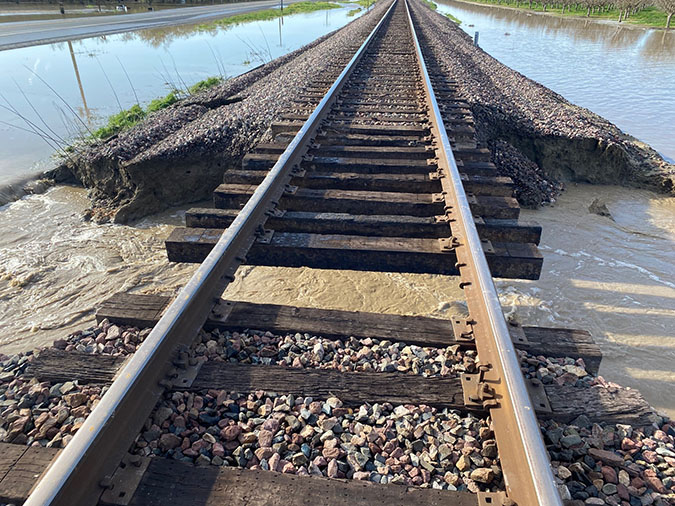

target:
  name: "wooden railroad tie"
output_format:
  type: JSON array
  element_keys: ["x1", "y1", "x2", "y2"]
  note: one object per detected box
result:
[{"x1": 0, "y1": 293, "x2": 653, "y2": 505}]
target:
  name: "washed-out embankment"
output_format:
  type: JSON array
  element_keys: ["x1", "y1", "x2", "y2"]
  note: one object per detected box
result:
[{"x1": 48, "y1": 0, "x2": 675, "y2": 222}]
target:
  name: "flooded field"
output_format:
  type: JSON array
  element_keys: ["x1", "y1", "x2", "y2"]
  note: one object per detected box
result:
[
  {"x1": 435, "y1": 0, "x2": 675, "y2": 162},
  {"x1": 0, "y1": 3, "x2": 365, "y2": 189}
]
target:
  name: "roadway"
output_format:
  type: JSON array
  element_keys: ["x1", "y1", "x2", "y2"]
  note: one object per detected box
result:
[{"x1": 0, "y1": 0, "x2": 299, "y2": 51}]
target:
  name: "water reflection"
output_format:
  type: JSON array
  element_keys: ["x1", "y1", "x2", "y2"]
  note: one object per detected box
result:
[
  {"x1": 124, "y1": 21, "x2": 223, "y2": 48},
  {"x1": 0, "y1": 4, "x2": 363, "y2": 186},
  {"x1": 67, "y1": 40, "x2": 91, "y2": 121},
  {"x1": 641, "y1": 29, "x2": 675, "y2": 60},
  {"x1": 435, "y1": 0, "x2": 675, "y2": 160}
]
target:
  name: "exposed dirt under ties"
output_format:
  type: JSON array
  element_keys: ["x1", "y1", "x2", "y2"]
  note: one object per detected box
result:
[
  {"x1": 49, "y1": 0, "x2": 675, "y2": 222},
  {"x1": 48, "y1": 2, "x2": 391, "y2": 223}
]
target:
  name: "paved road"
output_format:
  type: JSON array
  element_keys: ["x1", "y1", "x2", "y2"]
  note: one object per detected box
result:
[{"x1": 0, "y1": 0, "x2": 299, "y2": 51}]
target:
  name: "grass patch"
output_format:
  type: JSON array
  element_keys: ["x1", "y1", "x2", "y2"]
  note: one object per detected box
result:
[
  {"x1": 188, "y1": 76, "x2": 224, "y2": 94},
  {"x1": 454, "y1": 0, "x2": 671, "y2": 28},
  {"x1": 445, "y1": 12, "x2": 462, "y2": 24},
  {"x1": 92, "y1": 76, "x2": 223, "y2": 140},
  {"x1": 423, "y1": 0, "x2": 438, "y2": 10},
  {"x1": 146, "y1": 91, "x2": 179, "y2": 113},
  {"x1": 339, "y1": 0, "x2": 376, "y2": 8},
  {"x1": 348, "y1": 7, "x2": 362, "y2": 16},
  {"x1": 199, "y1": 1, "x2": 342, "y2": 30},
  {"x1": 92, "y1": 104, "x2": 146, "y2": 139}
]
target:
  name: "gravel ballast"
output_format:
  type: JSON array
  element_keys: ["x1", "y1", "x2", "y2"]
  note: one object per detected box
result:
[{"x1": 1, "y1": 321, "x2": 674, "y2": 503}]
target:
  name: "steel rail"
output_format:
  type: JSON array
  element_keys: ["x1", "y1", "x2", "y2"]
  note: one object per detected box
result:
[
  {"x1": 24, "y1": 3, "x2": 397, "y2": 504},
  {"x1": 404, "y1": 1, "x2": 562, "y2": 504}
]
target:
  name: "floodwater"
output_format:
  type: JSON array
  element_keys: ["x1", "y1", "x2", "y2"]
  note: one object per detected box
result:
[
  {"x1": 0, "y1": 4, "x2": 366, "y2": 190},
  {"x1": 0, "y1": 186, "x2": 198, "y2": 353},
  {"x1": 0, "y1": 3, "x2": 674, "y2": 419},
  {"x1": 223, "y1": 185, "x2": 675, "y2": 418},
  {"x1": 435, "y1": 0, "x2": 675, "y2": 162}
]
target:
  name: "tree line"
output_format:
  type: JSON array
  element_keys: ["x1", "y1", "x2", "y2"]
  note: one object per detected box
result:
[{"x1": 490, "y1": 0, "x2": 674, "y2": 27}]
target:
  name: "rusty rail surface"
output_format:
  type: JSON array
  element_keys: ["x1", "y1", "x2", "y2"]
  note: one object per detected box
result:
[
  {"x1": 404, "y1": 2, "x2": 562, "y2": 504},
  {"x1": 24, "y1": 1, "x2": 561, "y2": 504},
  {"x1": 23, "y1": 3, "x2": 397, "y2": 505}
]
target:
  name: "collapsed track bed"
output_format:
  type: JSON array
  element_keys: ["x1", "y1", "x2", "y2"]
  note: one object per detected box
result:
[{"x1": 1, "y1": 1, "x2": 673, "y2": 505}]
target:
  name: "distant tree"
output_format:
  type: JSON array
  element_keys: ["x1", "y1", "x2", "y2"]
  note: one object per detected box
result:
[{"x1": 656, "y1": 0, "x2": 675, "y2": 27}]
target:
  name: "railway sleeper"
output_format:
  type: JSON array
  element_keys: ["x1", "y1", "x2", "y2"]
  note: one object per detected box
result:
[
  {"x1": 321, "y1": 123, "x2": 430, "y2": 137},
  {"x1": 96, "y1": 294, "x2": 595, "y2": 370},
  {"x1": 27, "y1": 352, "x2": 629, "y2": 424},
  {"x1": 222, "y1": 170, "x2": 514, "y2": 197},
  {"x1": 253, "y1": 143, "x2": 432, "y2": 160},
  {"x1": 315, "y1": 130, "x2": 474, "y2": 146},
  {"x1": 185, "y1": 208, "x2": 541, "y2": 244},
  {"x1": 165, "y1": 227, "x2": 542, "y2": 279},
  {"x1": 243, "y1": 154, "x2": 433, "y2": 173},
  {"x1": 328, "y1": 105, "x2": 427, "y2": 114},
  {"x1": 334, "y1": 97, "x2": 423, "y2": 106},
  {"x1": 307, "y1": 145, "x2": 433, "y2": 159},
  {"x1": 213, "y1": 185, "x2": 521, "y2": 220},
  {"x1": 25, "y1": 337, "x2": 648, "y2": 428}
]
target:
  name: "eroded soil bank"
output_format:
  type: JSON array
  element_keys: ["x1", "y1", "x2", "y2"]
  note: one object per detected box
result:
[
  {"x1": 48, "y1": 0, "x2": 674, "y2": 220},
  {"x1": 408, "y1": 0, "x2": 674, "y2": 206},
  {"x1": 48, "y1": 2, "x2": 391, "y2": 223}
]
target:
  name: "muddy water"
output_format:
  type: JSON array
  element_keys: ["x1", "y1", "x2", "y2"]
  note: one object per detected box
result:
[
  {"x1": 0, "y1": 186, "x2": 197, "y2": 354},
  {"x1": 501, "y1": 186, "x2": 675, "y2": 418},
  {"x1": 223, "y1": 185, "x2": 675, "y2": 417}
]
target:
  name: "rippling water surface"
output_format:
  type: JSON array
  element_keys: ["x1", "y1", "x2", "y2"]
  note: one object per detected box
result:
[
  {"x1": 223, "y1": 185, "x2": 675, "y2": 417},
  {"x1": 435, "y1": 0, "x2": 675, "y2": 161}
]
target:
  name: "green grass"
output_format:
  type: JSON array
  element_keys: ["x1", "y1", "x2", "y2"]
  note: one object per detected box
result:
[
  {"x1": 146, "y1": 91, "x2": 179, "y2": 113},
  {"x1": 347, "y1": 7, "x2": 362, "y2": 16},
  {"x1": 92, "y1": 104, "x2": 146, "y2": 139},
  {"x1": 92, "y1": 76, "x2": 223, "y2": 139},
  {"x1": 454, "y1": 0, "x2": 671, "y2": 28},
  {"x1": 445, "y1": 12, "x2": 462, "y2": 24},
  {"x1": 188, "y1": 76, "x2": 224, "y2": 94},
  {"x1": 198, "y1": 1, "x2": 341, "y2": 30},
  {"x1": 423, "y1": 0, "x2": 438, "y2": 10},
  {"x1": 338, "y1": 0, "x2": 376, "y2": 8}
]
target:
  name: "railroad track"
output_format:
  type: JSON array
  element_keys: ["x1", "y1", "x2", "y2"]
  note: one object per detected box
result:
[{"x1": 0, "y1": 1, "x2": 653, "y2": 505}]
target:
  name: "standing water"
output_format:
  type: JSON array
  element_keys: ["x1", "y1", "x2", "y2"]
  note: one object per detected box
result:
[
  {"x1": 0, "y1": 4, "x2": 367, "y2": 189},
  {"x1": 435, "y1": 0, "x2": 675, "y2": 162}
]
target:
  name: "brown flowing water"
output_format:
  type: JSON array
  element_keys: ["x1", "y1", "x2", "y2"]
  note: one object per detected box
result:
[
  {"x1": 0, "y1": 4, "x2": 673, "y2": 418},
  {"x1": 222, "y1": 185, "x2": 675, "y2": 418},
  {"x1": 3, "y1": 184, "x2": 672, "y2": 418}
]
